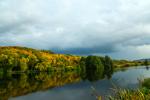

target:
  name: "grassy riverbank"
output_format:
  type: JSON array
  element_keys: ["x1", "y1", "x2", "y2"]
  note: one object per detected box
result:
[
  {"x1": 108, "y1": 78, "x2": 150, "y2": 100},
  {"x1": 113, "y1": 60, "x2": 145, "y2": 68}
]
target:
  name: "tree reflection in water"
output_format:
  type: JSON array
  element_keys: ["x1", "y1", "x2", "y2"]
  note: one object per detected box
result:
[{"x1": 0, "y1": 68, "x2": 113, "y2": 100}]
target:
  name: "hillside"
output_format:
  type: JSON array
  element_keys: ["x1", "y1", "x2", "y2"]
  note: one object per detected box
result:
[
  {"x1": 134, "y1": 58, "x2": 150, "y2": 62},
  {"x1": 0, "y1": 46, "x2": 81, "y2": 72},
  {"x1": 0, "y1": 46, "x2": 146, "y2": 73}
]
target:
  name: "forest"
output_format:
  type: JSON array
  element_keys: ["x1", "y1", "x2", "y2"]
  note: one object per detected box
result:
[
  {"x1": 0, "y1": 46, "x2": 114, "y2": 72},
  {"x1": 0, "y1": 46, "x2": 145, "y2": 76},
  {"x1": 0, "y1": 46, "x2": 81, "y2": 72}
]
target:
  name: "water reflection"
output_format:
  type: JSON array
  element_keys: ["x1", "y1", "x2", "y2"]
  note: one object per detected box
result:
[
  {"x1": 0, "y1": 66, "x2": 113, "y2": 100},
  {"x1": 146, "y1": 66, "x2": 150, "y2": 70},
  {"x1": 5, "y1": 66, "x2": 150, "y2": 100},
  {"x1": 0, "y1": 71, "x2": 81, "y2": 100}
]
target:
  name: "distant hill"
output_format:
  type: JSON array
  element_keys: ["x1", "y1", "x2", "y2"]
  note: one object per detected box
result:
[
  {"x1": 0, "y1": 46, "x2": 54, "y2": 54},
  {"x1": 134, "y1": 58, "x2": 150, "y2": 62}
]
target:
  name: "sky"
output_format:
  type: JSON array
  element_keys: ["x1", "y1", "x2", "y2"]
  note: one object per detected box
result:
[{"x1": 0, "y1": 0, "x2": 150, "y2": 59}]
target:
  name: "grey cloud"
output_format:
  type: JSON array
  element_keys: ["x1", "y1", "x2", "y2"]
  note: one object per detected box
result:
[
  {"x1": 53, "y1": 44, "x2": 117, "y2": 55},
  {"x1": 0, "y1": 0, "x2": 150, "y2": 59}
]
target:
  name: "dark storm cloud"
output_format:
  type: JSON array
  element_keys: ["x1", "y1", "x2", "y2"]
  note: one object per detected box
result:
[{"x1": 53, "y1": 44, "x2": 117, "y2": 55}]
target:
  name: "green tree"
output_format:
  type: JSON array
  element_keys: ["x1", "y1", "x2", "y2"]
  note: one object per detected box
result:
[
  {"x1": 85, "y1": 56, "x2": 104, "y2": 81},
  {"x1": 79, "y1": 57, "x2": 86, "y2": 79},
  {"x1": 103, "y1": 56, "x2": 113, "y2": 78},
  {"x1": 144, "y1": 59, "x2": 149, "y2": 66}
]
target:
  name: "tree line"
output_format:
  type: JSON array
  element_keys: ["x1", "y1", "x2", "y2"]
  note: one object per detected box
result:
[
  {"x1": 80, "y1": 55, "x2": 114, "y2": 81},
  {"x1": 0, "y1": 46, "x2": 114, "y2": 81}
]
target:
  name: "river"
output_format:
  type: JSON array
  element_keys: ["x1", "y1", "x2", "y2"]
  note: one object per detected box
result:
[{"x1": 0, "y1": 66, "x2": 150, "y2": 100}]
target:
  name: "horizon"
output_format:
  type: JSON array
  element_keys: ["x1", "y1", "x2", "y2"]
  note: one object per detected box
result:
[{"x1": 0, "y1": 0, "x2": 150, "y2": 59}]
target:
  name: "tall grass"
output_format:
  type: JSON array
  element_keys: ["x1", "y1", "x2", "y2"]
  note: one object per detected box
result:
[
  {"x1": 108, "y1": 88, "x2": 150, "y2": 100},
  {"x1": 108, "y1": 78, "x2": 150, "y2": 100}
]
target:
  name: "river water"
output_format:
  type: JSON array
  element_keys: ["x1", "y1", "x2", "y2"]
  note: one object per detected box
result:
[{"x1": 1, "y1": 66, "x2": 149, "y2": 100}]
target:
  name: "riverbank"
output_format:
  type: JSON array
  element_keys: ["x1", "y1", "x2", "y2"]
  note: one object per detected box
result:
[{"x1": 108, "y1": 78, "x2": 150, "y2": 100}]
